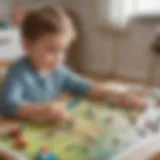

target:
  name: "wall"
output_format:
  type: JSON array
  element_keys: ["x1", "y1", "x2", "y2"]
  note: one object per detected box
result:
[
  {"x1": 1, "y1": 0, "x2": 159, "y2": 84},
  {"x1": 114, "y1": 20, "x2": 154, "y2": 81},
  {"x1": 64, "y1": 0, "x2": 160, "y2": 85},
  {"x1": 60, "y1": 0, "x2": 114, "y2": 75},
  {"x1": 114, "y1": 17, "x2": 160, "y2": 84},
  {"x1": 0, "y1": 0, "x2": 114, "y2": 75}
]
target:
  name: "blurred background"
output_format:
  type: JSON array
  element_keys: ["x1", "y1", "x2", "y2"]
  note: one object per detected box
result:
[{"x1": 0, "y1": 0, "x2": 160, "y2": 85}]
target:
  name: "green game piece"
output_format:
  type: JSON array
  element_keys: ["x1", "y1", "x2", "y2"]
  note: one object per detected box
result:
[
  {"x1": 107, "y1": 97, "x2": 117, "y2": 106},
  {"x1": 123, "y1": 107, "x2": 132, "y2": 113},
  {"x1": 67, "y1": 97, "x2": 82, "y2": 109}
]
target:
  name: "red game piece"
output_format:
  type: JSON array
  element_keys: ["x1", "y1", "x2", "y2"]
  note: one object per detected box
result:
[
  {"x1": 14, "y1": 138, "x2": 28, "y2": 149},
  {"x1": 10, "y1": 129, "x2": 21, "y2": 138}
]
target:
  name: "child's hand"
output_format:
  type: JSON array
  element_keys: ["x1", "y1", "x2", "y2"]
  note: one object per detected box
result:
[
  {"x1": 119, "y1": 93, "x2": 144, "y2": 110},
  {"x1": 42, "y1": 103, "x2": 71, "y2": 122}
]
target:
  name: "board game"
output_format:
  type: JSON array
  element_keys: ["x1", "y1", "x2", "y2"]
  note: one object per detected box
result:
[{"x1": 0, "y1": 92, "x2": 160, "y2": 160}]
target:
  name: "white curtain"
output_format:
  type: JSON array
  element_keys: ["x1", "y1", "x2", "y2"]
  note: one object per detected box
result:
[{"x1": 108, "y1": 0, "x2": 160, "y2": 27}]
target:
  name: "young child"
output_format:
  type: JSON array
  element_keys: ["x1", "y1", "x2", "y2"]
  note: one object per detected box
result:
[{"x1": 0, "y1": 6, "x2": 143, "y2": 122}]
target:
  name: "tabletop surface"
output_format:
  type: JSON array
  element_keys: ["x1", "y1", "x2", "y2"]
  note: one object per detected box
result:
[{"x1": 0, "y1": 82, "x2": 159, "y2": 160}]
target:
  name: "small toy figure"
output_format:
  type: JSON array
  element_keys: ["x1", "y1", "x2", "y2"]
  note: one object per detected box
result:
[
  {"x1": 35, "y1": 146, "x2": 58, "y2": 160},
  {"x1": 35, "y1": 152, "x2": 58, "y2": 160}
]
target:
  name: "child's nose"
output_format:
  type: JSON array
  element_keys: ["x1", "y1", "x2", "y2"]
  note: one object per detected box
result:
[{"x1": 46, "y1": 54, "x2": 55, "y2": 61}]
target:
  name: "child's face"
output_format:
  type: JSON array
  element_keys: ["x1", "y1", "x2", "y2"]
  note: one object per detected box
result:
[{"x1": 23, "y1": 33, "x2": 66, "y2": 72}]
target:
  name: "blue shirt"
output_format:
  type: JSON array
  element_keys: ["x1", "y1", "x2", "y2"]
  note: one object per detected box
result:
[{"x1": 0, "y1": 57, "x2": 91, "y2": 117}]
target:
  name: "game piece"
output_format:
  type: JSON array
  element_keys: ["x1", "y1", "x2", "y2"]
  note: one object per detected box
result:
[
  {"x1": 10, "y1": 128, "x2": 21, "y2": 138},
  {"x1": 47, "y1": 153, "x2": 58, "y2": 160},
  {"x1": 87, "y1": 134, "x2": 98, "y2": 144},
  {"x1": 145, "y1": 120, "x2": 159, "y2": 132},
  {"x1": 128, "y1": 112, "x2": 138, "y2": 124},
  {"x1": 67, "y1": 97, "x2": 82, "y2": 109},
  {"x1": 107, "y1": 97, "x2": 116, "y2": 106},
  {"x1": 35, "y1": 146, "x2": 58, "y2": 160},
  {"x1": 35, "y1": 152, "x2": 50, "y2": 160},
  {"x1": 14, "y1": 138, "x2": 28, "y2": 149},
  {"x1": 123, "y1": 107, "x2": 133, "y2": 114},
  {"x1": 104, "y1": 115, "x2": 114, "y2": 124}
]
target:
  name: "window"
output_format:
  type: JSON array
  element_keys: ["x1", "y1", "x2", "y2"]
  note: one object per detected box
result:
[{"x1": 108, "y1": 0, "x2": 160, "y2": 27}]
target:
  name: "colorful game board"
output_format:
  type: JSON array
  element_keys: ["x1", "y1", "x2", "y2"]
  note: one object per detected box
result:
[{"x1": 0, "y1": 95, "x2": 159, "y2": 160}]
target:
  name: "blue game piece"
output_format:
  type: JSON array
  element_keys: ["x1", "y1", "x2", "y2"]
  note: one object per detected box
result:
[
  {"x1": 35, "y1": 152, "x2": 44, "y2": 160},
  {"x1": 35, "y1": 152, "x2": 58, "y2": 160},
  {"x1": 47, "y1": 153, "x2": 58, "y2": 160},
  {"x1": 67, "y1": 97, "x2": 82, "y2": 109}
]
